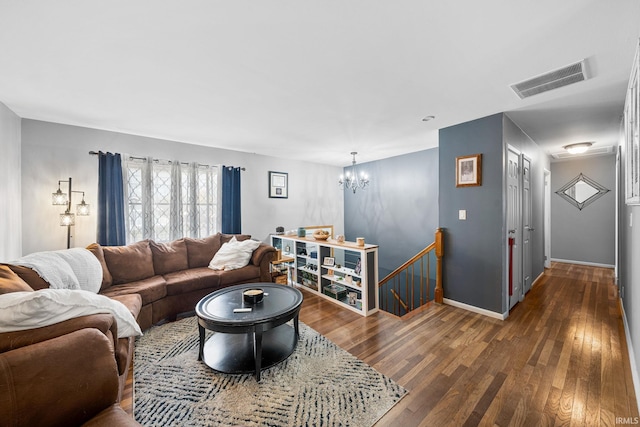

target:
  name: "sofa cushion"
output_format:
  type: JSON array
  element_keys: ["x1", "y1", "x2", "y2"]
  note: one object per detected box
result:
[
  {"x1": 86, "y1": 243, "x2": 114, "y2": 291},
  {"x1": 4, "y1": 265, "x2": 50, "y2": 290},
  {"x1": 218, "y1": 264, "x2": 261, "y2": 285},
  {"x1": 149, "y1": 239, "x2": 189, "y2": 275},
  {"x1": 100, "y1": 275, "x2": 167, "y2": 305},
  {"x1": 103, "y1": 240, "x2": 155, "y2": 285},
  {"x1": 0, "y1": 265, "x2": 34, "y2": 295},
  {"x1": 184, "y1": 233, "x2": 222, "y2": 268},
  {"x1": 163, "y1": 267, "x2": 221, "y2": 296},
  {"x1": 0, "y1": 289, "x2": 142, "y2": 338},
  {"x1": 209, "y1": 237, "x2": 261, "y2": 271}
]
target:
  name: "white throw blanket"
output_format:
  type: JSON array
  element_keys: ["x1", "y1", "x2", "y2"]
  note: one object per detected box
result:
[{"x1": 12, "y1": 248, "x2": 103, "y2": 293}]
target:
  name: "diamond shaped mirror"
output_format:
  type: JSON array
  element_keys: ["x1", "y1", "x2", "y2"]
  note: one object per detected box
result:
[{"x1": 555, "y1": 173, "x2": 609, "y2": 210}]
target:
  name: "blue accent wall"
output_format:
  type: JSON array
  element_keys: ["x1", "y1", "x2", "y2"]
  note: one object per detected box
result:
[
  {"x1": 343, "y1": 148, "x2": 439, "y2": 279},
  {"x1": 439, "y1": 114, "x2": 505, "y2": 313}
]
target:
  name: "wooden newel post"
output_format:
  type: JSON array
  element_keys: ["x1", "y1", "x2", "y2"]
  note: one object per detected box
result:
[{"x1": 434, "y1": 227, "x2": 443, "y2": 304}]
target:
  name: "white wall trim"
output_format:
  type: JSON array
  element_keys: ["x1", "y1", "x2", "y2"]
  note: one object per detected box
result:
[
  {"x1": 443, "y1": 298, "x2": 507, "y2": 320},
  {"x1": 620, "y1": 300, "x2": 640, "y2": 412},
  {"x1": 532, "y1": 271, "x2": 545, "y2": 288},
  {"x1": 550, "y1": 258, "x2": 615, "y2": 269}
]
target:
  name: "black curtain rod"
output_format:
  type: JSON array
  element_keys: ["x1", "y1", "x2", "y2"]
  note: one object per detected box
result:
[{"x1": 88, "y1": 151, "x2": 245, "y2": 170}]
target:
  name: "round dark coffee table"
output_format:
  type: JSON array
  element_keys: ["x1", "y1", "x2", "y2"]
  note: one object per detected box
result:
[{"x1": 195, "y1": 283, "x2": 303, "y2": 381}]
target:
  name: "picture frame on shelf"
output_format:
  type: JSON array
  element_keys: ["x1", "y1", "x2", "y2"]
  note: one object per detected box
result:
[
  {"x1": 268, "y1": 171, "x2": 288, "y2": 198},
  {"x1": 354, "y1": 258, "x2": 361, "y2": 275},
  {"x1": 348, "y1": 292, "x2": 357, "y2": 306},
  {"x1": 456, "y1": 154, "x2": 482, "y2": 187},
  {"x1": 323, "y1": 256, "x2": 335, "y2": 266}
]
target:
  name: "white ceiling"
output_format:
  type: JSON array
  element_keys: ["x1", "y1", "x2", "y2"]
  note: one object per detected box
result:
[{"x1": 1, "y1": 1, "x2": 639, "y2": 166}]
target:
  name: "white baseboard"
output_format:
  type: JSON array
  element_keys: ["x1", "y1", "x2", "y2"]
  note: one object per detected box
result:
[
  {"x1": 620, "y1": 300, "x2": 640, "y2": 412},
  {"x1": 532, "y1": 271, "x2": 545, "y2": 288},
  {"x1": 550, "y1": 258, "x2": 615, "y2": 269},
  {"x1": 443, "y1": 298, "x2": 507, "y2": 320}
]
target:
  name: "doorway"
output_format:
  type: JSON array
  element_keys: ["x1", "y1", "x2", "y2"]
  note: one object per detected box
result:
[{"x1": 507, "y1": 147, "x2": 522, "y2": 309}]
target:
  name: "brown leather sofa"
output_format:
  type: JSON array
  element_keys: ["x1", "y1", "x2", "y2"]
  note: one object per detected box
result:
[
  {"x1": 0, "y1": 233, "x2": 276, "y2": 425},
  {"x1": 0, "y1": 328, "x2": 142, "y2": 426}
]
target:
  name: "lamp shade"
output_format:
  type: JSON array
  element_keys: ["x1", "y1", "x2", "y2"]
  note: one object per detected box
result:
[
  {"x1": 77, "y1": 200, "x2": 90, "y2": 216},
  {"x1": 52, "y1": 189, "x2": 68, "y2": 205},
  {"x1": 60, "y1": 212, "x2": 75, "y2": 226}
]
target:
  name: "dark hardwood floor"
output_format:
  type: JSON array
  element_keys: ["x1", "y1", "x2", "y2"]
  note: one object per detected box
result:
[{"x1": 122, "y1": 262, "x2": 638, "y2": 426}]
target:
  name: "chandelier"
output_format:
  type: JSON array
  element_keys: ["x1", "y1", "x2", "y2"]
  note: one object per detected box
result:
[{"x1": 339, "y1": 152, "x2": 369, "y2": 194}]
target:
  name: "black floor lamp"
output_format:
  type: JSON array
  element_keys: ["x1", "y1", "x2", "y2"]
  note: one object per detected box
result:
[{"x1": 52, "y1": 177, "x2": 90, "y2": 249}]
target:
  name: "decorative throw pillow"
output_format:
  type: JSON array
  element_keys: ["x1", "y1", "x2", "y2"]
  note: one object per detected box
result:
[
  {"x1": 0, "y1": 265, "x2": 34, "y2": 295},
  {"x1": 86, "y1": 243, "x2": 114, "y2": 291},
  {"x1": 0, "y1": 289, "x2": 142, "y2": 338},
  {"x1": 208, "y1": 237, "x2": 261, "y2": 271}
]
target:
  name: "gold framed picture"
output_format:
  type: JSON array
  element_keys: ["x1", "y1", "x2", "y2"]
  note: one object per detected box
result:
[{"x1": 456, "y1": 154, "x2": 482, "y2": 187}]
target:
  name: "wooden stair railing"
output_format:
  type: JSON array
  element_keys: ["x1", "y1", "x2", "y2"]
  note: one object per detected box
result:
[{"x1": 378, "y1": 228, "x2": 443, "y2": 316}]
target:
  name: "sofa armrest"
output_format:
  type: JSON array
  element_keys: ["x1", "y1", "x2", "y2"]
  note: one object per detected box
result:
[
  {"x1": 0, "y1": 329, "x2": 127, "y2": 426},
  {"x1": 250, "y1": 243, "x2": 277, "y2": 266},
  {"x1": 0, "y1": 313, "x2": 118, "y2": 354},
  {"x1": 251, "y1": 243, "x2": 277, "y2": 282}
]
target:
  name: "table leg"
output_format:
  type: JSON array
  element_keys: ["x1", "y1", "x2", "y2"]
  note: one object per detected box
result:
[
  {"x1": 294, "y1": 314, "x2": 300, "y2": 337},
  {"x1": 198, "y1": 324, "x2": 205, "y2": 361},
  {"x1": 254, "y1": 329, "x2": 263, "y2": 382}
]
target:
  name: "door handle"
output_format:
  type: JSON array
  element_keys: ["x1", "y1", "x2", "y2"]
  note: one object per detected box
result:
[
  {"x1": 525, "y1": 226, "x2": 535, "y2": 231},
  {"x1": 508, "y1": 229, "x2": 516, "y2": 234}
]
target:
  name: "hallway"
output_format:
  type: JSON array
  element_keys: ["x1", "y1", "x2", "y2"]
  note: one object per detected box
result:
[{"x1": 303, "y1": 261, "x2": 638, "y2": 426}]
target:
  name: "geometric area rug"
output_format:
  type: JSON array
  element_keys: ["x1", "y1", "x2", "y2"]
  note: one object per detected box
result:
[{"x1": 134, "y1": 316, "x2": 407, "y2": 426}]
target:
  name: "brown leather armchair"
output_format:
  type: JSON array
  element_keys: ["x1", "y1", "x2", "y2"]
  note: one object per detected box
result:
[{"x1": 0, "y1": 328, "x2": 141, "y2": 427}]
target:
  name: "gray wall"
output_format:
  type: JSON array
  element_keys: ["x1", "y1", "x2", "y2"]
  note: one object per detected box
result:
[
  {"x1": 551, "y1": 155, "x2": 615, "y2": 266},
  {"x1": 0, "y1": 102, "x2": 22, "y2": 260},
  {"x1": 18, "y1": 119, "x2": 344, "y2": 256},
  {"x1": 343, "y1": 148, "x2": 439, "y2": 279},
  {"x1": 503, "y1": 114, "x2": 549, "y2": 282},
  {"x1": 439, "y1": 114, "x2": 505, "y2": 314},
  {"x1": 438, "y1": 113, "x2": 549, "y2": 315}
]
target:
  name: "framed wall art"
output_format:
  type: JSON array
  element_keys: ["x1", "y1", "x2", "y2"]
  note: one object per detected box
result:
[
  {"x1": 456, "y1": 154, "x2": 482, "y2": 187},
  {"x1": 269, "y1": 171, "x2": 288, "y2": 199}
]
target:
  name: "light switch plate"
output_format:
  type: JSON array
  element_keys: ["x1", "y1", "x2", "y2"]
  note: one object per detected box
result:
[{"x1": 459, "y1": 210, "x2": 467, "y2": 220}]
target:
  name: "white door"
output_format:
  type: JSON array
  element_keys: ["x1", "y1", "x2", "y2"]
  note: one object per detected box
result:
[
  {"x1": 507, "y1": 148, "x2": 522, "y2": 309},
  {"x1": 544, "y1": 170, "x2": 551, "y2": 269},
  {"x1": 522, "y1": 155, "x2": 533, "y2": 294}
]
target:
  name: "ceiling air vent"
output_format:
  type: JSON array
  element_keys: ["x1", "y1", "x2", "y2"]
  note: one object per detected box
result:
[{"x1": 511, "y1": 60, "x2": 588, "y2": 99}]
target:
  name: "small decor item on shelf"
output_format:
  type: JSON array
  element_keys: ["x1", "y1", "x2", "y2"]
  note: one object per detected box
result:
[
  {"x1": 335, "y1": 264, "x2": 342, "y2": 269},
  {"x1": 312, "y1": 229, "x2": 330, "y2": 240},
  {"x1": 276, "y1": 226, "x2": 285, "y2": 235},
  {"x1": 356, "y1": 237, "x2": 365, "y2": 246},
  {"x1": 354, "y1": 258, "x2": 361, "y2": 275},
  {"x1": 323, "y1": 283, "x2": 347, "y2": 300},
  {"x1": 348, "y1": 292, "x2": 357, "y2": 306},
  {"x1": 323, "y1": 256, "x2": 335, "y2": 266},
  {"x1": 336, "y1": 234, "x2": 345, "y2": 243},
  {"x1": 345, "y1": 275, "x2": 352, "y2": 284},
  {"x1": 297, "y1": 227, "x2": 306, "y2": 237}
]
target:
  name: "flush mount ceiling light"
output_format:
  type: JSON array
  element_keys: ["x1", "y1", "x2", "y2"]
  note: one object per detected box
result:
[{"x1": 563, "y1": 142, "x2": 593, "y2": 155}]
